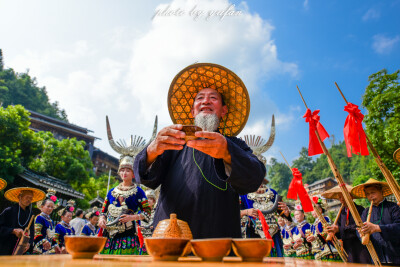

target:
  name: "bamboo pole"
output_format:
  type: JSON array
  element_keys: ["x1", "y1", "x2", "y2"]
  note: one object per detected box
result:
[
  {"x1": 361, "y1": 202, "x2": 374, "y2": 245},
  {"x1": 335, "y1": 82, "x2": 400, "y2": 205},
  {"x1": 326, "y1": 204, "x2": 344, "y2": 242},
  {"x1": 296, "y1": 85, "x2": 381, "y2": 266}
]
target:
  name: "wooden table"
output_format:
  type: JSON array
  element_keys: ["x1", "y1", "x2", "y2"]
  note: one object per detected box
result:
[{"x1": 0, "y1": 254, "x2": 376, "y2": 267}]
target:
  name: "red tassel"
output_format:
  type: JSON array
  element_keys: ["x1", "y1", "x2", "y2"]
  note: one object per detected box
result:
[
  {"x1": 343, "y1": 103, "x2": 369, "y2": 157},
  {"x1": 303, "y1": 109, "x2": 329, "y2": 156},
  {"x1": 287, "y1": 168, "x2": 314, "y2": 212},
  {"x1": 257, "y1": 210, "x2": 274, "y2": 247},
  {"x1": 97, "y1": 228, "x2": 103, "y2": 237},
  {"x1": 137, "y1": 224, "x2": 144, "y2": 248}
]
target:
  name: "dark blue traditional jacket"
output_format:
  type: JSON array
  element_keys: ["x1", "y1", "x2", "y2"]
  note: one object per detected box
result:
[
  {"x1": 134, "y1": 137, "x2": 266, "y2": 239},
  {"x1": 0, "y1": 204, "x2": 34, "y2": 255},
  {"x1": 361, "y1": 199, "x2": 400, "y2": 264}
]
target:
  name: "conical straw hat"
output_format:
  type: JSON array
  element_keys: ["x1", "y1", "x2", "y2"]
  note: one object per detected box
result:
[
  {"x1": 321, "y1": 184, "x2": 359, "y2": 199},
  {"x1": 394, "y1": 147, "x2": 400, "y2": 164},
  {"x1": 351, "y1": 178, "x2": 392, "y2": 198},
  {"x1": 4, "y1": 187, "x2": 46, "y2": 203},
  {"x1": 168, "y1": 63, "x2": 250, "y2": 137},
  {"x1": 0, "y1": 178, "x2": 7, "y2": 191}
]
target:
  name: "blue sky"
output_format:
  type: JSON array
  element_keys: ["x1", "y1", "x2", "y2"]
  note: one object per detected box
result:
[{"x1": 0, "y1": 0, "x2": 399, "y2": 167}]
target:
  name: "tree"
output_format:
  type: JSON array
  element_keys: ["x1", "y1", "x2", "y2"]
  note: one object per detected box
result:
[
  {"x1": 28, "y1": 131, "x2": 94, "y2": 184},
  {"x1": 362, "y1": 69, "x2": 400, "y2": 183},
  {"x1": 0, "y1": 50, "x2": 67, "y2": 121},
  {"x1": 0, "y1": 105, "x2": 43, "y2": 183},
  {"x1": 268, "y1": 157, "x2": 293, "y2": 199}
]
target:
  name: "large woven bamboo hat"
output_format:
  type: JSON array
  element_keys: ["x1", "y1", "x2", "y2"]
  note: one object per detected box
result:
[
  {"x1": 168, "y1": 63, "x2": 250, "y2": 137},
  {"x1": 4, "y1": 187, "x2": 46, "y2": 203},
  {"x1": 351, "y1": 178, "x2": 392, "y2": 198},
  {"x1": 394, "y1": 147, "x2": 400, "y2": 164},
  {"x1": 321, "y1": 184, "x2": 359, "y2": 199},
  {"x1": 0, "y1": 178, "x2": 7, "y2": 191}
]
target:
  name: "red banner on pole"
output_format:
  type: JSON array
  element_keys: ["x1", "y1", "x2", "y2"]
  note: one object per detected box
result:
[
  {"x1": 287, "y1": 168, "x2": 314, "y2": 212},
  {"x1": 303, "y1": 109, "x2": 329, "y2": 156},
  {"x1": 343, "y1": 102, "x2": 369, "y2": 157}
]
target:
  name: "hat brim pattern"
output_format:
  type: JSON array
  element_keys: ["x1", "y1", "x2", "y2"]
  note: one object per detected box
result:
[
  {"x1": 351, "y1": 179, "x2": 393, "y2": 199},
  {"x1": 394, "y1": 148, "x2": 400, "y2": 164},
  {"x1": 321, "y1": 184, "x2": 357, "y2": 199},
  {"x1": 168, "y1": 63, "x2": 250, "y2": 137},
  {"x1": 5, "y1": 187, "x2": 46, "y2": 203},
  {"x1": 0, "y1": 178, "x2": 7, "y2": 191}
]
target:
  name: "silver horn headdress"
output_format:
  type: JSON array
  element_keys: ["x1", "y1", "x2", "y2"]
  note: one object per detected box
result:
[
  {"x1": 106, "y1": 115, "x2": 158, "y2": 171},
  {"x1": 242, "y1": 115, "x2": 275, "y2": 165}
]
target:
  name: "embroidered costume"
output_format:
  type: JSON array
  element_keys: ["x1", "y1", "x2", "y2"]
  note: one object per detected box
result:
[
  {"x1": 101, "y1": 183, "x2": 151, "y2": 255},
  {"x1": 81, "y1": 222, "x2": 98, "y2": 236},
  {"x1": 310, "y1": 216, "x2": 340, "y2": 261},
  {"x1": 55, "y1": 221, "x2": 75, "y2": 248},
  {"x1": 292, "y1": 220, "x2": 312, "y2": 259},
  {"x1": 33, "y1": 213, "x2": 57, "y2": 254}
]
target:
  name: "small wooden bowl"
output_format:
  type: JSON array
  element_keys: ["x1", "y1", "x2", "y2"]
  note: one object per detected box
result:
[
  {"x1": 64, "y1": 236, "x2": 107, "y2": 259},
  {"x1": 181, "y1": 125, "x2": 202, "y2": 142},
  {"x1": 232, "y1": 238, "x2": 272, "y2": 262},
  {"x1": 191, "y1": 238, "x2": 232, "y2": 261},
  {"x1": 145, "y1": 237, "x2": 190, "y2": 261}
]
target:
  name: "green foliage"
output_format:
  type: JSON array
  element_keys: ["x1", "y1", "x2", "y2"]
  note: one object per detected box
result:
[
  {"x1": 268, "y1": 158, "x2": 292, "y2": 199},
  {"x1": 72, "y1": 174, "x2": 119, "y2": 209},
  {"x1": 29, "y1": 131, "x2": 94, "y2": 184},
  {"x1": 0, "y1": 50, "x2": 67, "y2": 121},
  {"x1": 0, "y1": 105, "x2": 43, "y2": 182},
  {"x1": 362, "y1": 69, "x2": 400, "y2": 183}
]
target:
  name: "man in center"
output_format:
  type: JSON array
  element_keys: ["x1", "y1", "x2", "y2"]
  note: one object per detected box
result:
[{"x1": 134, "y1": 63, "x2": 267, "y2": 239}]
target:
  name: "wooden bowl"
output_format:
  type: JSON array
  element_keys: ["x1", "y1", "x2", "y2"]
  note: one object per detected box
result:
[
  {"x1": 191, "y1": 238, "x2": 232, "y2": 261},
  {"x1": 145, "y1": 237, "x2": 190, "y2": 261},
  {"x1": 64, "y1": 236, "x2": 107, "y2": 259},
  {"x1": 232, "y1": 238, "x2": 272, "y2": 262}
]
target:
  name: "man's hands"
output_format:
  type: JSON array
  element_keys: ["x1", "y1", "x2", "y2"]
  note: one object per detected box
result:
[
  {"x1": 147, "y1": 125, "x2": 186, "y2": 166},
  {"x1": 147, "y1": 125, "x2": 231, "y2": 166},
  {"x1": 119, "y1": 214, "x2": 141, "y2": 223},
  {"x1": 326, "y1": 224, "x2": 339, "y2": 234},
  {"x1": 12, "y1": 228, "x2": 24, "y2": 238},
  {"x1": 241, "y1": 208, "x2": 258, "y2": 218},
  {"x1": 187, "y1": 131, "x2": 231, "y2": 164},
  {"x1": 359, "y1": 222, "x2": 381, "y2": 235},
  {"x1": 278, "y1": 202, "x2": 290, "y2": 217}
]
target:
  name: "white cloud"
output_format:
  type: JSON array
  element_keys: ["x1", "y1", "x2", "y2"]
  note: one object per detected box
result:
[
  {"x1": 372, "y1": 34, "x2": 400, "y2": 54},
  {"x1": 362, "y1": 8, "x2": 380, "y2": 22},
  {"x1": 5, "y1": 0, "x2": 298, "y2": 157}
]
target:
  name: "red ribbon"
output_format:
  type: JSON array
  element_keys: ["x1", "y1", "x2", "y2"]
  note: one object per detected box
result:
[
  {"x1": 303, "y1": 109, "x2": 329, "y2": 156},
  {"x1": 137, "y1": 224, "x2": 144, "y2": 249},
  {"x1": 287, "y1": 168, "x2": 314, "y2": 212},
  {"x1": 343, "y1": 102, "x2": 369, "y2": 157},
  {"x1": 97, "y1": 228, "x2": 104, "y2": 237},
  {"x1": 257, "y1": 210, "x2": 274, "y2": 247}
]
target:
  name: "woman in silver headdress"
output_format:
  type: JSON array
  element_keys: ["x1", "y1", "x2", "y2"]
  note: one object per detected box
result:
[{"x1": 97, "y1": 116, "x2": 156, "y2": 255}]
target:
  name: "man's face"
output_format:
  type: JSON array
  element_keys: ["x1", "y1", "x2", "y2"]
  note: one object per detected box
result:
[
  {"x1": 19, "y1": 191, "x2": 33, "y2": 208},
  {"x1": 191, "y1": 88, "x2": 228, "y2": 119},
  {"x1": 364, "y1": 186, "x2": 384, "y2": 204}
]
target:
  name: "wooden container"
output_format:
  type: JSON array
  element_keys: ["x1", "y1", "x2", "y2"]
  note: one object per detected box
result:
[
  {"x1": 232, "y1": 238, "x2": 272, "y2": 262},
  {"x1": 152, "y1": 213, "x2": 193, "y2": 256},
  {"x1": 191, "y1": 238, "x2": 232, "y2": 261},
  {"x1": 64, "y1": 236, "x2": 107, "y2": 259}
]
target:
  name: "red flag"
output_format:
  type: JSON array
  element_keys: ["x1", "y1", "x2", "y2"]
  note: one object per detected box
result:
[
  {"x1": 343, "y1": 102, "x2": 369, "y2": 157},
  {"x1": 137, "y1": 224, "x2": 144, "y2": 248},
  {"x1": 257, "y1": 210, "x2": 274, "y2": 247},
  {"x1": 287, "y1": 168, "x2": 314, "y2": 212},
  {"x1": 303, "y1": 109, "x2": 329, "y2": 156}
]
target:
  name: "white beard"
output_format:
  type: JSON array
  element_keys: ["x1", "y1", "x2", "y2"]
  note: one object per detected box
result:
[{"x1": 194, "y1": 113, "x2": 220, "y2": 132}]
